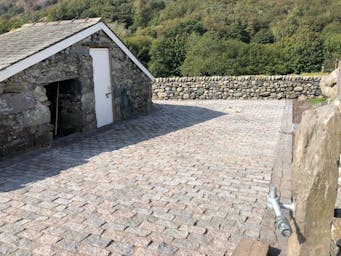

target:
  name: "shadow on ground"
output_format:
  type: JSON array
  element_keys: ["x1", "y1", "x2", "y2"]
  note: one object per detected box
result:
[{"x1": 0, "y1": 103, "x2": 225, "y2": 192}]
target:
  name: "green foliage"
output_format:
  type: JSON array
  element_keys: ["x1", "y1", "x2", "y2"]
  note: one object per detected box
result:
[
  {"x1": 322, "y1": 22, "x2": 341, "y2": 37},
  {"x1": 0, "y1": 17, "x2": 22, "y2": 34},
  {"x1": 0, "y1": 0, "x2": 340, "y2": 77},
  {"x1": 181, "y1": 32, "x2": 290, "y2": 76},
  {"x1": 126, "y1": 35, "x2": 153, "y2": 65},
  {"x1": 107, "y1": 21, "x2": 129, "y2": 38},
  {"x1": 149, "y1": 35, "x2": 187, "y2": 77},
  {"x1": 47, "y1": 0, "x2": 134, "y2": 25},
  {"x1": 132, "y1": 0, "x2": 165, "y2": 28},
  {"x1": 181, "y1": 32, "x2": 242, "y2": 76},
  {"x1": 309, "y1": 97, "x2": 327, "y2": 106},
  {"x1": 157, "y1": 0, "x2": 201, "y2": 22},
  {"x1": 323, "y1": 34, "x2": 341, "y2": 71},
  {"x1": 223, "y1": 23, "x2": 250, "y2": 43},
  {"x1": 238, "y1": 43, "x2": 289, "y2": 75},
  {"x1": 252, "y1": 29, "x2": 275, "y2": 44},
  {"x1": 281, "y1": 32, "x2": 325, "y2": 74},
  {"x1": 0, "y1": 18, "x2": 11, "y2": 34},
  {"x1": 154, "y1": 18, "x2": 206, "y2": 38}
]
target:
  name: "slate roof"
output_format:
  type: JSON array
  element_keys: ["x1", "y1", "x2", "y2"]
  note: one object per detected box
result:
[{"x1": 0, "y1": 18, "x2": 102, "y2": 71}]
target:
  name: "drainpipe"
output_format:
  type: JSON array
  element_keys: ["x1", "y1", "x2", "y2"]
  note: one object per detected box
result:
[{"x1": 267, "y1": 187, "x2": 295, "y2": 237}]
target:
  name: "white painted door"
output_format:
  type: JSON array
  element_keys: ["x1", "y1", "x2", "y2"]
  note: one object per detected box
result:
[{"x1": 90, "y1": 48, "x2": 113, "y2": 128}]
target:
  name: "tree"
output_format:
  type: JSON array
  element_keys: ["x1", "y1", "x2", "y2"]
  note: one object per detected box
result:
[
  {"x1": 133, "y1": 0, "x2": 165, "y2": 28},
  {"x1": 101, "y1": 0, "x2": 134, "y2": 25},
  {"x1": 223, "y1": 23, "x2": 250, "y2": 43},
  {"x1": 0, "y1": 0, "x2": 339, "y2": 76},
  {"x1": 149, "y1": 35, "x2": 187, "y2": 77},
  {"x1": 153, "y1": 18, "x2": 206, "y2": 38},
  {"x1": 324, "y1": 34, "x2": 341, "y2": 71},
  {"x1": 282, "y1": 32, "x2": 325, "y2": 74},
  {"x1": 126, "y1": 35, "x2": 153, "y2": 65},
  {"x1": 252, "y1": 29, "x2": 275, "y2": 44},
  {"x1": 181, "y1": 32, "x2": 246, "y2": 76}
]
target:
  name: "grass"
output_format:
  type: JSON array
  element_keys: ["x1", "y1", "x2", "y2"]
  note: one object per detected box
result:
[
  {"x1": 300, "y1": 72, "x2": 329, "y2": 77},
  {"x1": 309, "y1": 97, "x2": 328, "y2": 106}
]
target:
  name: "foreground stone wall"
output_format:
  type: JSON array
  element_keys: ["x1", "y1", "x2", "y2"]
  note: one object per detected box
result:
[
  {"x1": 153, "y1": 76, "x2": 322, "y2": 100},
  {"x1": 288, "y1": 100, "x2": 341, "y2": 256}
]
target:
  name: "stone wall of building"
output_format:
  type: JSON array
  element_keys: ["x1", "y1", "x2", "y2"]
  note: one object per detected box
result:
[
  {"x1": 0, "y1": 43, "x2": 81, "y2": 158},
  {"x1": 0, "y1": 31, "x2": 152, "y2": 159},
  {"x1": 152, "y1": 76, "x2": 322, "y2": 100},
  {"x1": 81, "y1": 31, "x2": 152, "y2": 122}
]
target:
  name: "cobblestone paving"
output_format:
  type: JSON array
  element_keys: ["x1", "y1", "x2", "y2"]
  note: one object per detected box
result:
[{"x1": 0, "y1": 100, "x2": 288, "y2": 256}]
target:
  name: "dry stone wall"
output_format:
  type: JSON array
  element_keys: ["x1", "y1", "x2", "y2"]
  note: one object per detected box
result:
[{"x1": 153, "y1": 76, "x2": 322, "y2": 100}]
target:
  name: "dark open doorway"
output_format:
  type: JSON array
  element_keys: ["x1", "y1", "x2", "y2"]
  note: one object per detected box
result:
[{"x1": 45, "y1": 79, "x2": 82, "y2": 138}]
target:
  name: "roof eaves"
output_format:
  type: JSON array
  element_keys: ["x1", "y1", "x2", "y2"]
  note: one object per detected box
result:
[
  {"x1": 0, "y1": 19, "x2": 154, "y2": 82},
  {"x1": 0, "y1": 19, "x2": 103, "y2": 73}
]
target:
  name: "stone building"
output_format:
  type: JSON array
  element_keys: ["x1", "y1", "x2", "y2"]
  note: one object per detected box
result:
[{"x1": 0, "y1": 18, "x2": 154, "y2": 159}]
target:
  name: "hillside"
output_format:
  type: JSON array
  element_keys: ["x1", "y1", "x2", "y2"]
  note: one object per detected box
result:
[{"x1": 0, "y1": 0, "x2": 340, "y2": 77}]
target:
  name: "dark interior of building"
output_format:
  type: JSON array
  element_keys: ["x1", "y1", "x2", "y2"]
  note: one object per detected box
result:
[{"x1": 44, "y1": 79, "x2": 82, "y2": 137}]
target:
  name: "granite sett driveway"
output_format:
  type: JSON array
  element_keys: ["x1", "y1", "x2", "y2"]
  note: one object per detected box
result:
[{"x1": 0, "y1": 100, "x2": 289, "y2": 255}]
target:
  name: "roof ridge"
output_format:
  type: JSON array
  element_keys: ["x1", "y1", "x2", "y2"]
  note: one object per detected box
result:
[
  {"x1": 0, "y1": 17, "x2": 154, "y2": 82},
  {"x1": 21, "y1": 17, "x2": 102, "y2": 28}
]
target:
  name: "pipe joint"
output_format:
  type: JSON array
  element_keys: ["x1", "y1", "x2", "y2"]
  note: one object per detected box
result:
[{"x1": 267, "y1": 187, "x2": 295, "y2": 238}]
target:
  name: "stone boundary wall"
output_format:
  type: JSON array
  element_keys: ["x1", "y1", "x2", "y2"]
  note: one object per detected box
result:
[{"x1": 152, "y1": 76, "x2": 322, "y2": 100}]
